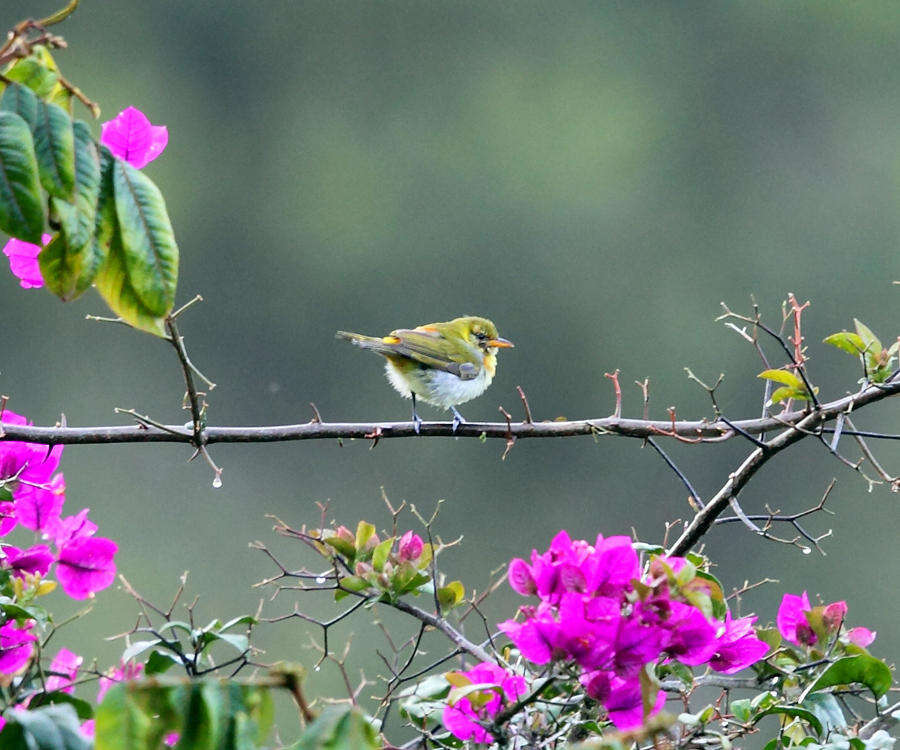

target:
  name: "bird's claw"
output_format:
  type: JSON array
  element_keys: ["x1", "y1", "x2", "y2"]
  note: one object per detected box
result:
[
  {"x1": 450, "y1": 407, "x2": 466, "y2": 434},
  {"x1": 413, "y1": 415, "x2": 422, "y2": 435}
]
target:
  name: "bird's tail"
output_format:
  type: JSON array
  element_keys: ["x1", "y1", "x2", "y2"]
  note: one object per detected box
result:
[{"x1": 336, "y1": 330, "x2": 394, "y2": 355}]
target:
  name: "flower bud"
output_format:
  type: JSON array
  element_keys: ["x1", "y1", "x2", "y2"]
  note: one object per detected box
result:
[
  {"x1": 822, "y1": 601, "x2": 848, "y2": 631},
  {"x1": 398, "y1": 530, "x2": 424, "y2": 562}
]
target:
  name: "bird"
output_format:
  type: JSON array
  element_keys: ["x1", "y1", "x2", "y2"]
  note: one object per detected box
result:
[{"x1": 336, "y1": 316, "x2": 513, "y2": 433}]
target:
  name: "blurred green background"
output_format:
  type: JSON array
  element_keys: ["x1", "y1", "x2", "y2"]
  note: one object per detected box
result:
[{"x1": 1, "y1": 0, "x2": 898, "y2": 741}]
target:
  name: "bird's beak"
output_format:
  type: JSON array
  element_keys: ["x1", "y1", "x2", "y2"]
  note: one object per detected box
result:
[{"x1": 487, "y1": 337, "x2": 514, "y2": 348}]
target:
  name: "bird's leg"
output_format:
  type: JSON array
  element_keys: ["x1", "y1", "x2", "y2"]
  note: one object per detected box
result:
[
  {"x1": 449, "y1": 405, "x2": 466, "y2": 433},
  {"x1": 411, "y1": 393, "x2": 422, "y2": 435}
]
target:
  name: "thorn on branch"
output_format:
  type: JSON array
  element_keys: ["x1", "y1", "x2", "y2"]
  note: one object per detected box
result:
[
  {"x1": 498, "y1": 406, "x2": 516, "y2": 460},
  {"x1": 650, "y1": 407, "x2": 702, "y2": 443},
  {"x1": 364, "y1": 426, "x2": 383, "y2": 449},
  {"x1": 634, "y1": 378, "x2": 650, "y2": 421},
  {"x1": 515, "y1": 386, "x2": 533, "y2": 423},
  {"x1": 308, "y1": 402, "x2": 323, "y2": 424},
  {"x1": 605, "y1": 369, "x2": 622, "y2": 419}
]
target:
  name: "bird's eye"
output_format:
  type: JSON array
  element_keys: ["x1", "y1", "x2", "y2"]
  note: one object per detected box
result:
[{"x1": 474, "y1": 331, "x2": 487, "y2": 340}]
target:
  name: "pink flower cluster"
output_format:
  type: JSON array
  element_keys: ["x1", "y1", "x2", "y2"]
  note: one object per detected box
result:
[
  {"x1": 0, "y1": 409, "x2": 118, "y2": 604},
  {"x1": 497, "y1": 531, "x2": 769, "y2": 730},
  {"x1": 777, "y1": 591, "x2": 876, "y2": 649},
  {"x1": 3, "y1": 107, "x2": 167, "y2": 289},
  {"x1": 442, "y1": 662, "x2": 527, "y2": 744}
]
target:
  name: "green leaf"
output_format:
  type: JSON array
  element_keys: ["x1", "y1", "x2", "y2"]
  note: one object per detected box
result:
[
  {"x1": 0, "y1": 110, "x2": 44, "y2": 243},
  {"x1": 0, "y1": 704, "x2": 92, "y2": 750},
  {"x1": 95, "y1": 683, "x2": 171, "y2": 750},
  {"x1": 144, "y1": 650, "x2": 180, "y2": 675},
  {"x1": 3, "y1": 48, "x2": 62, "y2": 101},
  {"x1": 824, "y1": 332, "x2": 866, "y2": 357},
  {"x1": 93, "y1": 150, "x2": 167, "y2": 336},
  {"x1": 27, "y1": 692, "x2": 94, "y2": 721},
  {"x1": 33, "y1": 99, "x2": 74, "y2": 199},
  {"x1": 769, "y1": 385, "x2": 818, "y2": 404},
  {"x1": 854, "y1": 319, "x2": 882, "y2": 356},
  {"x1": 802, "y1": 693, "x2": 846, "y2": 734},
  {"x1": 121, "y1": 639, "x2": 162, "y2": 663},
  {"x1": 437, "y1": 580, "x2": 465, "y2": 610},
  {"x1": 112, "y1": 158, "x2": 179, "y2": 316},
  {"x1": 806, "y1": 654, "x2": 892, "y2": 699},
  {"x1": 96, "y1": 681, "x2": 274, "y2": 750},
  {"x1": 730, "y1": 698, "x2": 752, "y2": 723},
  {"x1": 371, "y1": 537, "x2": 394, "y2": 572},
  {"x1": 40, "y1": 209, "x2": 103, "y2": 301},
  {"x1": 755, "y1": 705, "x2": 823, "y2": 736},
  {"x1": 354, "y1": 521, "x2": 376, "y2": 552},
  {"x1": 758, "y1": 369, "x2": 805, "y2": 389},
  {"x1": 289, "y1": 705, "x2": 379, "y2": 750},
  {"x1": 0, "y1": 82, "x2": 39, "y2": 130}
]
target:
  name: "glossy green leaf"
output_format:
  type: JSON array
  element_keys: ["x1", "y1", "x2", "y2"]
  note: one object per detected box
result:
[
  {"x1": 824, "y1": 331, "x2": 865, "y2": 357},
  {"x1": 93, "y1": 150, "x2": 167, "y2": 336},
  {"x1": 112, "y1": 158, "x2": 179, "y2": 316},
  {"x1": 758, "y1": 369, "x2": 805, "y2": 389},
  {"x1": 0, "y1": 82, "x2": 39, "y2": 130},
  {"x1": 33, "y1": 99, "x2": 75, "y2": 199},
  {"x1": 0, "y1": 704, "x2": 92, "y2": 750},
  {"x1": 0, "y1": 110, "x2": 45, "y2": 243},
  {"x1": 289, "y1": 705, "x2": 380, "y2": 750},
  {"x1": 39, "y1": 123, "x2": 103, "y2": 299},
  {"x1": 144, "y1": 649, "x2": 180, "y2": 675},
  {"x1": 807, "y1": 654, "x2": 892, "y2": 699},
  {"x1": 40, "y1": 209, "x2": 102, "y2": 301},
  {"x1": 802, "y1": 693, "x2": 846, "y2": 734}
]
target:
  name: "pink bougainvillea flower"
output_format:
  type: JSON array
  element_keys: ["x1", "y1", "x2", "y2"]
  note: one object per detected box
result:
[
  {"x1": 97, "y1": 660, "x2": 144, "y2": 703},
  {"x1": 2, "y1": 544, "x2": 54, "y2": 578},
  {"x1": 709, "y1": 613, "x2": 769, "y2": 674},
  {"x1": 100, "y1": 106, "x2": 168, "y2": 168},
  {"x1": 660, "y1": 600, "x2": 720, "y2": 666},
  {"x1": 441, "y1": 662, "x2": 527, "y2": 743},
  {"x1": 13, "y1": 473, "x2": 66, "y2": 532},
  {"x1": 0, "y1": 502, "x2": 17, "y2": 537},
  {"x1": 581, "y1": 670, "x2": 666, "y2": 730},
  {"x1": 0, "y1": 620, "x2": 37, "y2": 674},
  {"x1": 397, "y1": 530, "x2": 424, "y2": 562},
  {"x1": 45, "y1": 648, "x2": 82, "y2": 693},
  {"x1": 822, "y1": 600, "x2": 848, "y2": 631},
  {"x1": 47, "y1": 508, "x2": 98, "y2": 547},
  {"x1": 2, "y1": 234, "x2": 51, "y2": 289},
  {"x1": 164, "y1": 733, "x2": 179, "y2": 747},
  {"x1": 846, "y1": 627, "x2": 876, "y2": 648},
  {"x1": 777, "y1": 592, "x2": 817, "y2": 646},
  {"x1": 0, "y1": 411, "x2": 63, "y2": 487},
  {"x1": 55, "y1": 536, "x2": 118, "y2": 599}
]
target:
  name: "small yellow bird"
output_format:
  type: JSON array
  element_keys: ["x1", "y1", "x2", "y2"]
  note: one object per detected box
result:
[{"x1": 336, "y1": 316, "x2": 514, "y2": 432}]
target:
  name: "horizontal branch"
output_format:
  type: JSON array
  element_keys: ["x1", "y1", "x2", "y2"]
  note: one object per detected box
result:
[{"x1": 1, "y1": 379, "x2": 897, "y2": 446}]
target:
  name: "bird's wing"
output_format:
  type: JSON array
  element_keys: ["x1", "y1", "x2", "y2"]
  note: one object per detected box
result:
[{"x1": 384, "y1": 328, "x2": 479, "y2": 380}]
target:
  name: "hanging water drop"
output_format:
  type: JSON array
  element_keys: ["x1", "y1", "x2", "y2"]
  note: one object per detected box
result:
[
  {"x1": 315, "y1": 576, "x2": 326, "y2": 584},
  {"x1": 212, "y1": 474, "x2": 222, "y2": 488}
]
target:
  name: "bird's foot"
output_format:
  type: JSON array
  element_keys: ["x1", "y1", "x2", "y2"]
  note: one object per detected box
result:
[
  {"x1": 450, "y1": 406, "x2": 466, "y2": 434},
  {"x1": 412, "y1": 393, "x2": 422, "y2": 435}
]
